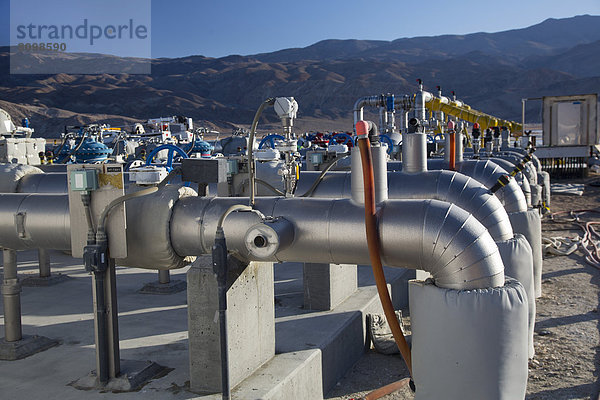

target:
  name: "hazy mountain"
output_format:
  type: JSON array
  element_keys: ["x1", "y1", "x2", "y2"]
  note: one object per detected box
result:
[
  {"x1": 252, "y1": 15, "x2": 600, "y2": 63},
  {"x1": 0, "y1": 14, "x2": 599, "y2": 137}
]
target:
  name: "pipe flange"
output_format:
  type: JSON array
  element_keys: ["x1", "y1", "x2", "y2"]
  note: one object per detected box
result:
[{"x1": 244, "y1": 223, "x2": 280, "y2": 260}]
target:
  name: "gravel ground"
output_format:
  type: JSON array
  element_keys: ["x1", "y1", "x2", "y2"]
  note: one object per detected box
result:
[{"x1": 327, "y1": 175, "x2": 600, "y2": 400}]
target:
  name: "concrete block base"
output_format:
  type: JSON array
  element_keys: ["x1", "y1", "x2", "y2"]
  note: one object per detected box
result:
[
  {"x1": 138, "y1": 279, "x2": 186, "y2": 295},
  {"x1": 232, "y1": 349, "x2": 322, "y2": 399},
  {"x1": 187, "y1": 255, "x2": 275, "y2": 394},
  {"x1": 190, "y1": 350, "x2": 322, "y2": 400},
  {"x1": 0, "y1": 334, "x2": 59, "y2": 360},
  {"x1": 70, "y1": 359, "x2": 170, "y2": 392},
  {"x1": 21, "y1": 273, "x2": 71, "y2": 287},
  {"x1": 303, "y1": 263, "x2": 357, "y2": 311}
]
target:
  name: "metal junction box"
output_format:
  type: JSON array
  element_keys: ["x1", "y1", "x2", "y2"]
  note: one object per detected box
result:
[{"x1": 67, "y1": 164, "x2": 127, "y2": 258}]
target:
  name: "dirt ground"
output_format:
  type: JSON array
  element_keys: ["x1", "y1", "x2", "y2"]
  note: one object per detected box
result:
[{"x1": 327, "y1": 174, "x2": 600, "y2": 400}]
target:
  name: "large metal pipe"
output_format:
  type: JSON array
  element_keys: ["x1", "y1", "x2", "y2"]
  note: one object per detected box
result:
[
  {"x1": 2, "y1": 249, "x2": 22, "y2": 342},
  {"x1": 170, "y1": 197, "x2": 505, "y2": 290},
  {"x1": 0, "y1": 193, "x2": 71, "y2": 250},
  {"x1": 0, "y1": 191, "x2": 505, "y2": 290},
  {"x1": 351, "y1": 145, "x2": 388, "y2": 204},
  {"x1": 473, "y1": 157, "x2": 533, "y2": 207},
  {"x1": 388, "y1": 159, "x2": 527, "y2": 213},
  {"x1": 402, "y1": 133, "x2": 428, "y2": 173},
  {"x1": 296, "y1": 170, "x2": 513, "y2": 242}
]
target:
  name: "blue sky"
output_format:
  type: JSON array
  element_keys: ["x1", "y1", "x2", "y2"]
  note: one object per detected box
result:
[{"x1": 1, "y1": 0, "x2": 600, "y2": 59}]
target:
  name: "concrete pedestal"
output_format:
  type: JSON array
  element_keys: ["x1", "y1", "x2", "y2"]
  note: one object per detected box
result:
[
  {"x1": 21, "y1": 249, "x2": 70, "y2": 287},
  {"x1": 187, "y1": 255, "x2": 275, "y2": 394},
  {"x1": 139, "y1": 270, "x2": 186, "y2": 294},
  {"x1": 303, "y1": 263, "x2": 357, "y2": 311}
]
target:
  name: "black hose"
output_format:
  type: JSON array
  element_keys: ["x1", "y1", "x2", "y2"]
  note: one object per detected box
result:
[
  {"x1": 186, "y1": 130, "x2": 197, "y2": 156},
  {"x1": 300, "y1": 155, "x2": 348, "y2": 197}
]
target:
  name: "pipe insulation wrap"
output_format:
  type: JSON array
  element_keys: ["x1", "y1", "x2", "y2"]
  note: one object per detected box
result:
[
  {"x1": 509, "y1": 210, "x2": 543, "y2": 298},
  {"x1": 0, "y1": 193, "x2": 70, "y2": 250},
  {"x1": 483, "y1": 157, "x2": 533, "y2": 207},
  {"x1": 0, "y1": 163, "x2": 43, "y2": 193},
  {"x1": 402, "y1": 133, "x2": 428, "y2": 174},
  {"x1": 296, "y1": 170, "x2": 514, "y2": 242},
  {"x1": 351, "y1": 145, "x2": 388, "y2": 204},
  {"x1": 170, "y1": 197, "x2": 505, "y2": 290},
  {"x1": 116, "y1": 185, "x2": 197, "y2": 270},
  {"x1": 409, "y1": 278, "x2": 528, "y2": 400},
  {"x1": 496, "y1": 234, "x2": 535, "y2": 358},
  {"x1": 17, "y1": 172, "x2": 68, "y2": 193},
  {"x1": 391, "y1": 159, "x2": 528, "y2": 213}
]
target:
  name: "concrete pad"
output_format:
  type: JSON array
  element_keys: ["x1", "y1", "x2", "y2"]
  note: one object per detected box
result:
[
  {"x1": 138, "y1": 279, "x2": 186, "y2": 295},
  {"x1": 231, "y1": 349, "x2": 323, "y2": 400},
  {"x1": 21, "y1": 273, "x2": 71, "y2": 287},
  {"x1": 275, "y1": 262, "x2": 412, "y2": 393},
  {"x1": 70, "y1": 359, "x2": 170, "y2": 392},
  {"x1": 0, "y1": 250, "x2": 413, "y2": 400},
  {"x1": 0, "y1": 334, "x2": 59, "y2": 360}
]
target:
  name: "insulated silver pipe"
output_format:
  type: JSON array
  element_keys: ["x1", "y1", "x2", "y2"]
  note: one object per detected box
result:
[
  {"x1": 0, "y1": 194, "x2": 71, "y2": 250},
  {"x1": 402, "y1": 133, "x2": 428, "y2": 173},
  {"x1": 170, "y1": 197, "x2": 504, "y2": 290},
  {"x1": 455, "y1": 131, "x2": 464, "y2": 164},
  {"x1": 351, "y1": 145, "x2": 388, "y2": 204},
  {"x1": 0, "y1": 191, "x2": 505, "y2": 289},
  {"x1": 2, "y1": 249, "x2": 22, "y2": 342},
  {"x1": 477, "y1": 157, "x2": 533, "y2": 207},
  {"x1": 425, "y1": 159, "x2": 528, "y2": 213},
  {"x1": 296, "y1": 170, "x2": 514, "y2": 242}
]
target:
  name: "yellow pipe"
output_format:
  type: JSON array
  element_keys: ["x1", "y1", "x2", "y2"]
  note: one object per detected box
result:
[{"x1": 426, "y1": 97, "x2": 522, "y2": 133}]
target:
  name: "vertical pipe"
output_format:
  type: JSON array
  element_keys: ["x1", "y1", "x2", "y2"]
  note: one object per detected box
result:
[
  {"x1": 106, "y1": 258, "x2": 121, "y2": 378},
  {"x1": 455, "y1": 130, "x2": 464, "y2": 164},
  {"x1": 521, "y1": 99, "x2": 526, "y2": 137},
  {"x1": 38, "y1": 248, "x2": 50, "y2": 278},
  {"x1": 2, "y1": 249, "x2": 22, "y2": 342},
  {"x1": 158, "y1": 270, "x2": 170, "y2": 284},
  {"x1": 92, "y1": 271, "x2": 109, "y2": 383},
  {"x1": 449, "y1": 132, "x2": 456, "y2": 170},
  {"x1": 402, "y1": 133, "x2": 428, "y2": 173}
]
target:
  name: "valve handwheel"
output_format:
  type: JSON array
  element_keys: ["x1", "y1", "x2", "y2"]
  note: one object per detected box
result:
[
  {"x1": 144, "y1": 144, "x2": 189, "y2": 171},
  {"x1": 258, "y1": 134, "x2": 285, "y2": 149}
]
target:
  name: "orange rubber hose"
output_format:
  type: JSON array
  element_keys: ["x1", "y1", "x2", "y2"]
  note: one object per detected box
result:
[
  {"x1": 449, "y1": 130, "x2": 456, "y2": 171},
  {"x1": 356, "y1": 121, "x2": 413, "y2": 377},
  {"x1": 362, "y1": 377, "x2": 411, "y2": 400}
]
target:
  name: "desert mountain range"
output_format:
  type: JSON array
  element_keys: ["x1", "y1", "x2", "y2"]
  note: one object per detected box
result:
[{"x1": 1, "y1": 14, "x2": 599, "y2": 137}]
